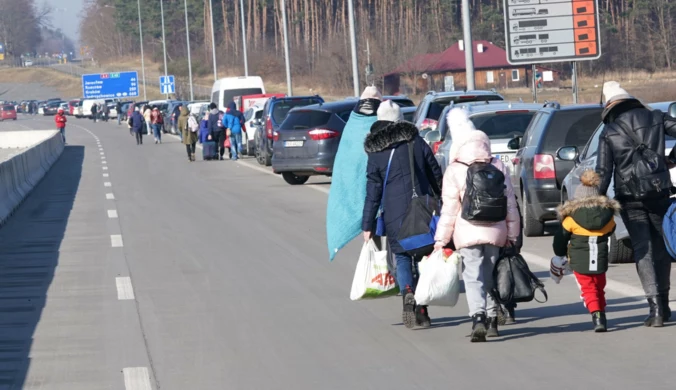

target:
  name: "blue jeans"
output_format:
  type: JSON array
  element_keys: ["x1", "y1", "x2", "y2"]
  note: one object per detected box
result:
[
  {"x1": 395, "y1": 253, "x2": 419, "y2": 294},
  {"x1": 230, "y1": 132, "x2": 242, "y2": 160},
  {"x1": 152, "y1": 124, "x2": 162, "y2": 141},
  {"x1": 58, "y1": 127, "x2": 65, "y2": 143},
  {"x1": 117, "y1": 114, "x2": 122, "y2": 125}
]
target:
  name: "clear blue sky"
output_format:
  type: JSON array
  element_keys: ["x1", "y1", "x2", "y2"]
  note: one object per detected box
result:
[{"x1": 41, "y1": 0, "x2": 85, "y2": 44}]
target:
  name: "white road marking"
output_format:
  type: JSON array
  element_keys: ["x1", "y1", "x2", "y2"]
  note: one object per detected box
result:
[
  {"x1": 107, "y1": 210, "x2": 118, "y2": 218},
  {"x1": 101, "y1": 156, "x2": 106, "y2": 160},
  {"x1": 103, "y1": 173, "x2": 110, "y2": 177},
  {"x1": 106, "y1": 193, "x2": 115, "y2": 200},
  {"x1": 102, "y1": 161, "x2": 107, "y2": 165},
  {"x1": 116, "y1": 277, "x2": 135, "y2": 300},
  {"x1": 104, "y1": 182, "x2": 112, "y2": 187},
  {"x1": 103, "y1": 166, "x2": 108, "y2": 170},
  {"x1": 100, "y1": 152, "x2": 105, "y2": 155},
  {"x1": 111, "y1": 234, "x2": 124, "y2": 247},
  {"x1": 123, "y1": 367, "x2": 152, "y2": 390},
  {"x1": 522, "y1": 251, "x2": 646, "y2": 298}
]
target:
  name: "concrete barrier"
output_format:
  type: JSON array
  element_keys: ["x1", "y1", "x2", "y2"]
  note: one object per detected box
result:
[{"x1": 0, "y1": 130, "x2": 64, "y2": 226}]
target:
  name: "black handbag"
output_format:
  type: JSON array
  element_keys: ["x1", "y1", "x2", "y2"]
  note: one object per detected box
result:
[{"x1": 490, "y1": 251, "x2": 547, "y2": 304}]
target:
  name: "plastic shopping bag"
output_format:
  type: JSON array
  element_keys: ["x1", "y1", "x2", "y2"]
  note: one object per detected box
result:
[
  {"x1": 350, "y1": 240, "x2": 399, "y2": 300},
  {"x1": 414, "y1": 250, "x2": 461, "y2": 307}
]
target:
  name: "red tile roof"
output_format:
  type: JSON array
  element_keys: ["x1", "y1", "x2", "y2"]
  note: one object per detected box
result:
[{"x1": 387, "y1": 41, "x2": 514, "y2": 75}]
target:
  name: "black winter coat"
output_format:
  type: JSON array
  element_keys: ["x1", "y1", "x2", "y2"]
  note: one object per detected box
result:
[
  {"x1": 597, "y1": 99, "x2": 676, "y2": 199},
  {"x1": 362, "y1": 121, "x2": 443, "y2": 254},
  {"x1": 207, "y1": 109, "x2": 222, "y2": 138}
]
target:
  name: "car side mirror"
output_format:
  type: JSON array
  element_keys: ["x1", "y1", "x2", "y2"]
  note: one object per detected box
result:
[
  {"x1": 556, "y1": 146, "x2": 579, "y2": 162},
  {"x1": 424, "y1": 130, "x2": 442, "y2": 144},
  {"x1": 507, "y1": 136, "x2": 522, "y2": 150}
]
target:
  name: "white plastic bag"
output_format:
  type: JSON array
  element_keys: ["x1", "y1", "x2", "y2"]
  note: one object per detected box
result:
[
  {"x1": 414, "y1": 250, "x2": 461, "y2": 307},
  {"x1": 350, "y1": 240, "x2": 399, "y2": 300}
]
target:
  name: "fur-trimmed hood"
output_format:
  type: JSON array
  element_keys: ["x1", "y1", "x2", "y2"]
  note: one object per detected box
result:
[
  {"x1": 364, "y1": 121, "x2": 418, "y2": 153},
  {"x1": 557, "y1": 195, "x2": 621, "y2": 230}
]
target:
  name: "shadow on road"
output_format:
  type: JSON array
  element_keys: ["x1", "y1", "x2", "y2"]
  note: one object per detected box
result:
[{"x1": 0, "y1": 145, "x2": 83, "y2": 388}]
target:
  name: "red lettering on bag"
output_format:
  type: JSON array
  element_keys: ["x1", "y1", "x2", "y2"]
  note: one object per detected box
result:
[{"x1": 371, "y1": 272, "x2": 396, "y2": 287}]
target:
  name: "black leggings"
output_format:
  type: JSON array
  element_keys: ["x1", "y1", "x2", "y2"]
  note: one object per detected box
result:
[
  {"x1": 135, "y1": 132, "x2": 143, "y2": 144},
  {"x1": 185, "y1": 143, "x2": 196, "y2": 157}
]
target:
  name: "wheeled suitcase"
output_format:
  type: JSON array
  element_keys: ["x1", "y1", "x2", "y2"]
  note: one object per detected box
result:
[{"x1": 202, "y1": 141, "x2": 218, "y2": 160}]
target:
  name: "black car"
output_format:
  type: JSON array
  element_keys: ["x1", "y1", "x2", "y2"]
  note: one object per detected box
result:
[
  {"x1": 43, "y1": 101, "x2": 62, "y2": 116},
  {"x1": 272, "y1": 100, "x2": 356, "y2": 185},
  {"x1": 508, "y1": 102, "x2": 604, "y2": 236},
  {"x1": 253, "y1": 96, "x2": 325, "y2": 166}
]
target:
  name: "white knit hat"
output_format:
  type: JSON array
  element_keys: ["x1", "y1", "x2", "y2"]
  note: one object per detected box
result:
[
  {"x1": 603, "y1": 81, "x2": 634, "y2": 104},
  {"x1": 377, "y1": 100, "x2": 403, "y2": 122},
  {"x1": 446, "y1": 107, "x2": 476, "y2": 141},
  {"x1": 360, "y1": 85, "x2": 383, "y2": 100}
]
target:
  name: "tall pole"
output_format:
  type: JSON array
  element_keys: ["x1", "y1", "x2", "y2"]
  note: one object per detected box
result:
[
  {"x1": 239, "y1": 0, "x2": 249, "y2": 76},
  {"x1": 532, "y1": 64, "x2": 537, "y2": 103},
  {"x1": 208, "y1": 0, "x2": 218, "y2": 81},
  {"x1": 160, "y1": 0, "x2": 169, "y2": 95},
  {"x1": 347, "y1": 0, "x2": 360, "y2": 97},
  {"x1": 280, "y1": 0, "x2": 292, "y2": 96},
  {"x1": 184, "y1": 0, "x2": 194, "y2": 101},
  {"x1": 461, "y1": 0, "x2": 475, "y2": 90},
  {"x1": 136, "y1": 0, "x2": 147, "y2": 100},
  {"x1": 572, "y1": 61, "x2": 578, "y2": 104}
]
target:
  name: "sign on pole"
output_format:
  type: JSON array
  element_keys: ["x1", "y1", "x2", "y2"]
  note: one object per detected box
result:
[
  {"x1": 504, "y1": 0, "x2": 601, "y2": 65},
  {"x1": 160, "y1": 75, "x2": 175, "y2": 95},
  {"x1": 0, "y1": 44, "x2": 5, "y2": 61},
  {"x1": 82, "y1": 72, "x2": 139, "y2": 99}
]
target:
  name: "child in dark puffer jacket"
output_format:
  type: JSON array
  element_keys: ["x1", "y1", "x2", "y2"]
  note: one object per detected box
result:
[{"x1": 553, "y1": 170, "x2": 620, "y2": 333}]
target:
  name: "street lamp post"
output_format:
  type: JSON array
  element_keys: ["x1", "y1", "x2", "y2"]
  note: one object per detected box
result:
[
  {"x1": 184, "y1": 0, "x2": 194, "y2": 100},
  {"x1": 461, "y1": 0, "x2": 475, "y2": 90},
  {"x1": 239, "y1": 0, "x2": 249, "y2": 76},
  {"x1": 280, "y1": 0, "x2": 292, "y2": 96},
  {"x1": 208, "y1": 0, "x2": 217, "y2": 80},
  {"x1": 160, "y1": 0, "x2": 169, "y2": 95},
  {"x1": 347, "y1": 0, "x2": 360, "y2": 97},
  {"x1": 136, "y1": 0, "x2": 147, "y2": 100}
]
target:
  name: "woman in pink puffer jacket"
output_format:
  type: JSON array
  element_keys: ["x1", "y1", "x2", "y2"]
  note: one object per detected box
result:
[{"x1": 433, "y1": 108, "x2": 520, "y2": 343}]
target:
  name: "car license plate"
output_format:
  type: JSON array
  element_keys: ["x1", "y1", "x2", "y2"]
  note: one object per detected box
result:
[
  {"x1": 285, "y1": 140, "x2": 304, "y2": 148},
  {"x1": 494, "y1": 154, "x2": 513, "y2": 164}
]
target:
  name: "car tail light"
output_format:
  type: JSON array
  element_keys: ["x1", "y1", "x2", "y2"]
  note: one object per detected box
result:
[
  {"x1": 512, "y1": 157, "x2": 520, "y2": 165},
  {"x1": 421, "y1": 118, "x2": 438, "y2": 130},
  {"x1": 265, "y1": 117, "x2": 273, "y2": 139},
  {"x1": 273, "y1": 131, "x2": 279, "y2": 141},
  {"x1": 533, "y1": 154, "x2": 555, "y2": 179},
  {"x1": 308, "y1": 129, "x2": 339, "y2": 141},
  {"x1": 315, "y1": 167, "x2": 330, "y2": 172},
  {"x1": 432, "y1": 141, "x2": 443, "y2": 154}
]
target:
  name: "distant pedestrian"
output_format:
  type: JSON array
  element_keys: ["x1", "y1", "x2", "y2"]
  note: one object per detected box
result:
[
  {"x1": 553, "y1": 170, "x2": 619, "y2": 333},
  {"x1": 143, "y1": 105, "x2": 152, "y2": 139},
  {"x1": 91, "y1": 103, "x2": 98, "y2": 122},
  {"x1": 116, "y1": 101, "x2": 123, "y2": 125},
  {"x1": 225, "y1": 102, "x2": 244, "y2": 160},
  {"x1": 596, "y1": 81, "x2": 676, "y2": 326},
  {"x1": 130, "y1": 107, "x2": 145, "y2": 145},
  {"x1": 199, "y1": 112, "x2": 210, "y2": 144},
  {"x1": 178, "y1": 106, "x2": 198, "y2": 162},
  {"x1": 102, "y1": 103, "x2": 110, "y2": 122},
  {"x1": 151, "y1": 106, "x2": 164, "y2": 144},
  {"x1": 207, "y1": 103, "x2": 226, "y2": 160},
  {"x1": 54, "y1": 108, "x2": 67, "y2": 143},
  {"x1": 171, "y1": 103, "x2": 183, "y2": 135}
]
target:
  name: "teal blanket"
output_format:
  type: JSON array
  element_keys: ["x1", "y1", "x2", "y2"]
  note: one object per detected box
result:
[{"x1": 326, "y1": 112, "x2": 378, "y2": 261}]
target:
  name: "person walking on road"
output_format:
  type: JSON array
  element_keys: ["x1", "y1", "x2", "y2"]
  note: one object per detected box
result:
[
  {"x1": 143, "y1": 105, "x2": 153, "y2": 140},
  {"x1": 91, "y1": 103, "x2": 98, "y2": 122},
  {"x1": 171, "y1": 103, "x2": 183, "y2": 138},
  {"x1": 130, "y1": 107, "x2": 145, "y2": 145},
  {"x1": 102, "y1": 103, "x2": 110, "y2": 122},
  {"x1": 553, "y1": 170, "x2": 620, "y2": 333},
  {"x1": 178, "y1": 106, "x2": 198, "y2": 162},
  {"x1": 116, "y1": 101, "x2": 123, "y2": 125},
  {"x1": 225, "y1": 102, "x2": 244, "y2": 160},
  {"x1": 596, "y1": 81, "x2": 676, "y2": 327},
  {"x1": 207, "y1": 103, "x2": 226, "y2": 160},
  {"x1": 433, "y1": 108, "x2": 520, "y2": 343},
  {"x1": 54, "y1": 108, "x2": 67, "y2": 143},
  {"x1": 151, "y1": 106, "x2": 164, "y2": 144},
  {"x1": 362, "y1": 101, "x2": 443, "y2": 330}
]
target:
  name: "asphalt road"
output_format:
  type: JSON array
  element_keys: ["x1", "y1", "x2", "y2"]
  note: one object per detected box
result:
[{"x1": 0, "y1": 114, "x2": 674, "y2": 390}]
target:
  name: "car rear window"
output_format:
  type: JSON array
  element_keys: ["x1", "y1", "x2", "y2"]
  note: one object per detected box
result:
[
  {"x1": 391, "y1": 99, "x2": 415, "y2": 108},
  {"x1": 470, "y1": 112, "x2": 536, "y2": 139},
  {"x1": 426, "y1": 95, "x2": 504, "y2": 120},
  {"x1": 403, "y1": 111, "x2": 415, "y2": 122},
  {"x1": 543, "y1": 108, "x2": 603, "y2": 151},
  {"x1": 272, "y1": 99, "x2": 322, "y2": 124},
  {"x1": 281, "y1": 111, "x2": 332, "y2": 130},
  {"x1": 2, "y1": 105, "x2": 13, "y2": 110}
]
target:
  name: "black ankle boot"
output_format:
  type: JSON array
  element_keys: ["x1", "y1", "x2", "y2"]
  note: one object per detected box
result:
[
  {"x1": 402, "y1": 287, "x2": 416, "y2": 329},
  {"x1": 659, "y1": 294, "x2": 671, "y2": 322},
  {"x1": 487, "y1": 317, "x2": 499, "y2": 337},
  {"x1": 644, "y1": 298, "x2": 665, "y2": 327},
  {"x1": 470, "y1": 313, "x2": 487, "y2": 343},
  {"x1": 415, "y1": 305, "x2": 431, "y2": 328},
  {"x1": 592, "y1": 311, "x2": 607, "y2": 333}
]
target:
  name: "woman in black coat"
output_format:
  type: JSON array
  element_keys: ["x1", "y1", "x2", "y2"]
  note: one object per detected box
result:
[{"x1": 362, "y1": 119, "x2": 442, "y2": 329}]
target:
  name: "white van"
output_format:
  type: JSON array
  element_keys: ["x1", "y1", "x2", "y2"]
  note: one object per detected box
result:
[
  {"x1": 211, "y1": 76, "x2": 265, "y2": 112},
  {"x1": 82, "y1": 99, "x2": 110, "y2": 118}
]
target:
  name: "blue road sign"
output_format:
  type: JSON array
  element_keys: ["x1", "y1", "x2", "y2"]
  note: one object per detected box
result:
[
  {"x1": 160, "y1": 75, "x2": 175, "y2": 95},
  {"x1": 82, "y1": 71, "x2": 139, "y2": 99}
]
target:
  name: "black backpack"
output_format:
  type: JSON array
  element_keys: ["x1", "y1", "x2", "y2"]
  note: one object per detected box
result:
[
  {"x1": 460, "y1": 160, "x2": 508, "y2": 222},
  {"x1": 614, "y1": 112, "x2": 672, "y2": 200},
  {"x1": 490, "y1": 252, "x2": 547, "y2": 304}
]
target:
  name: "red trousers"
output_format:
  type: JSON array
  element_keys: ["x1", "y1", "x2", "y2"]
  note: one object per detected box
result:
[{"x1": 574, "y1": 271, "x2": 607, "y2": 313}]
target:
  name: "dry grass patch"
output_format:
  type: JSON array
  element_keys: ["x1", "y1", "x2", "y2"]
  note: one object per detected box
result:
[{"x1": 0, "y1": 68, "x2": 83, "y2": 98}]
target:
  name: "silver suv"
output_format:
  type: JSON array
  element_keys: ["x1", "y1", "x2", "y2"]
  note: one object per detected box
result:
[{"x1": 413, "y1": 90, "x2": 504, "y2": 131}]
